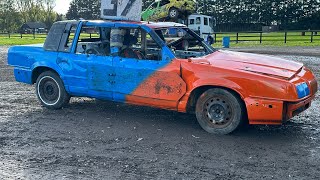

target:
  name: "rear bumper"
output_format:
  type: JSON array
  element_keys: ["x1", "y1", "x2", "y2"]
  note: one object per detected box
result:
[{"x1": 13, "y1": 68, "x2": 32, "y2": 84}]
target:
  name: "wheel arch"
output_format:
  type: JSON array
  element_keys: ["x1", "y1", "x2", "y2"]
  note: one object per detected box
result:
[
  {"x1": 186, "y1": 85, "x2": 246, "y2": 115},
  {"x1": 31, "y1": 66, "x2": 61, "y2": 84},
  {"x1": 169, "y1": 6, "x2": 180, "y2": 12}
]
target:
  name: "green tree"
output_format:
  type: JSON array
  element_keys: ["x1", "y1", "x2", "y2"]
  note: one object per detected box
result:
[
  {"x1": 66, "y1": 0, "x2": 100, "y2": 20},
  {"x1": 0, "y1": 0, "x2": 65, "y2": 32},
  {"x1": 0, "y1": 0, "x2": 21, "y2": 32},
  {"x1": 43, "y1": 0, "x2": 57, "y2": 28}
]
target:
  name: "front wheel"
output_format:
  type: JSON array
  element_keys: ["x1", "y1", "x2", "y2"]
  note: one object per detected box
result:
[
  {"x1": 36, "y1": 71, "x2": 70, "y2": 109},
  {"x1": 195, "y1": 88, "x2": 245, "y2": 134}
]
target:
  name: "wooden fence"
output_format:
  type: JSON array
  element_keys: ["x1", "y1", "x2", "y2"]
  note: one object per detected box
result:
[{"x1": 212, "y1": 30, "x2": 320, "y2": 44}]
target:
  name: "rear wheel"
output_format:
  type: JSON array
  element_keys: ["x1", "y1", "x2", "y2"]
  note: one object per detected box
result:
[
  {"x1": 36, "y1": 71, "x2": 70, "y2": 109},
  {"x1": 195, "y1": 88, "x2": 244, "y2": 134},
  {"x1": 169, "y1": 7, "x2": 179, "y2": 19}
]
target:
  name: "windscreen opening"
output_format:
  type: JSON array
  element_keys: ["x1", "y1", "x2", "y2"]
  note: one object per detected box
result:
[{"x1": 154, "y1": 27, "x2": 215, "y2": 59}]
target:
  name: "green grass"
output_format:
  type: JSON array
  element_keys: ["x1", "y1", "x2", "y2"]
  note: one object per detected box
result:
[
  {"x1": 226, "y1": 41, "x2": 320, "y2": 48},
  {"x1": 1, "y1": 32, "x2": 320, "y2": 47},
  {"x1": 213, "y1": 32, "x2": 320, "y2": 47},
  {"x1": 0, "y1": 38, "x2": 45, "y2": 45},
  {"x1": 0, "y1": 34, "x2": 46, "y2": 45}
]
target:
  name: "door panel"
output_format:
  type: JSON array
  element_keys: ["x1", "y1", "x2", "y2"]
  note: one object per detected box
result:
[
  {"x1": 130, "y1": 69, "x2": 186, "y2": 101},
  {"x1": 87, "y1": 55, "x2": 114, "y2": 100},
  {"x1": 57, "y1": 52, "x2": 89, "y2": 96},
  {"x1": 113, "y1": 56, "x2": 164, "y2": 102},
  {"x1": 57, "y1": 53, "x2": 114, "y2": 100},
  {"x1": 113, "y1": 57, "x2": 186, "y2": 109}
]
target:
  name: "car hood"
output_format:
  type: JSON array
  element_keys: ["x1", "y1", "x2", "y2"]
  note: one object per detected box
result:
[{"x1": 190, "y1": 50, "x2": 303, "y2": 79}]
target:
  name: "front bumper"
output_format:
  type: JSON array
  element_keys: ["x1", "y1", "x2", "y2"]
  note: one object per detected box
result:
[
  {"x1": 284, "y1": 94, "x2": 315, "y2": 120},
  {"x1": 246, "y1": 67, "x2": 317, "y2": 125},
  {"x1": 246, "y1": 94, "x2": 316, "y2": 125}
]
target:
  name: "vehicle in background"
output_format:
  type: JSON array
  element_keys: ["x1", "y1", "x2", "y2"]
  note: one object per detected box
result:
[
  {"x1": 141, "y1": 1, "x2": 214, "y2": 41},
  {"x1": 141, "y1": 0, "x2": 196, "y2": 21},
  {"x1": 187, "y1": 14, "x2": 215, "y2": 40}
]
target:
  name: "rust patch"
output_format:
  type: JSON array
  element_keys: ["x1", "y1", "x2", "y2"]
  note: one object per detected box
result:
[
  {"x1": 155, "y1": 79, "x2": 173, "y2": 94},
  {"x1": 128, "y1": 71, "x2": 186, "y2": 102}
]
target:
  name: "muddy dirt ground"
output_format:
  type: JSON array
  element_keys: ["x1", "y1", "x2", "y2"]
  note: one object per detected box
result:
[{"x1": 0, "y1": 46, "x2": 319, "y2": 179}]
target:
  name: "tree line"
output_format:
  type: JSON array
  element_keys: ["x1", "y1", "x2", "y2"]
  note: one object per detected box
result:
[
  {"x1": 1, "y1": 0, "x2": 320, "y2": 32},
  {"x1": 66, "y1": 0, "x2": 320, "y2": 30},
  {"x1": 144, "y1": 0, "x2": 320, "y2": 30},
  {"x1": 0, "y1": 0, "x2": 62, "y2": 33},
  {"x1": 197, "y1": 0, "x2": 320, "y2": 30}
]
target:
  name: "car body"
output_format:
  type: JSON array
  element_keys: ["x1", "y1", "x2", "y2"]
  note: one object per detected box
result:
[
  {"x1": 141, "y1": 0, "x2": 196, "y2": 21},
  {"x1": 7, "y1": 20, "x2": 318, "y2": 134}
]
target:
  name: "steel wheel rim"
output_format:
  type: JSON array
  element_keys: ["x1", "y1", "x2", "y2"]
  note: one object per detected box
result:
[
  {"x1": 170, "y1": 9, "x2": 177, "y2": 17},
  {"x1": 38, "y1": 76, "x2": 61, "y2": 106},
  {"x1": 203, "y1": 96, "x2": 234, "y2": 128}
]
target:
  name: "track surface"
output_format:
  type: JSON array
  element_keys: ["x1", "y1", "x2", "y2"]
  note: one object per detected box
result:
[{"x1": 0, "y1": 47, "x2": 319, "y2": 179}]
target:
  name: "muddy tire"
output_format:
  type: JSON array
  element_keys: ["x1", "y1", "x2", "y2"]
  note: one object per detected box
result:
[
  {"x1": 195, "y1": 88, "x2": 244, "y2": 134},
  {"x1": 169, "y1": 7, "x2": 179, "y2": 19},
  {"x1": 36, "y1": 71, "x2": 70, "y2": 109}
]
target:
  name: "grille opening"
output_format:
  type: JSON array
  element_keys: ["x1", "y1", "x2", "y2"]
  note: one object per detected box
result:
[{"x1": 292, "y1": 103, "x2": 310, "y2": 117}]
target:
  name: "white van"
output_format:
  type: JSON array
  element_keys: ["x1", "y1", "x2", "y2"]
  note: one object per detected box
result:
[{"x1": 187, "y1": 14, "x2": 215, "y2": 40}]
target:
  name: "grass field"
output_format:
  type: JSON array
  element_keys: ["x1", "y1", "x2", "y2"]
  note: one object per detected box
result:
[
  {"x1": 0, "y1": 34, "x2": 46, "y2": 45},
  {"x1": 213, "y1": 31, "x2": 320, "y2": 47},
  {"x1": 0, "y1": 32, "x2": 320, "y2": 47}
]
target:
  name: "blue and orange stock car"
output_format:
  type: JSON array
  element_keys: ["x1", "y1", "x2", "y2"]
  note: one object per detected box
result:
[{"x1": 8, "y1": 20, "x2": 318, "y2": 134}]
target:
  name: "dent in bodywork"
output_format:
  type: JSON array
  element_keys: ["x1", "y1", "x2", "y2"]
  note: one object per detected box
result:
[{"x1": 244, "y1": 97, "x2": 283, "y2": 124}]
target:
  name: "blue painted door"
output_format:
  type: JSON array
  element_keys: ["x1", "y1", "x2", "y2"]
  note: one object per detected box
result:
[
  {"x1": 57, "y1": 52, "x2": 89, "y2": 96},
  {"x1": 112, "y1": 55, "x2": 166, "y2": 102},
  {"x1": 58, "y1": 21, "x2": 115, "y2": 100},
  {"x1": 86, "y1": 54, "x2": 114, "y2": 100},
  {"x1": 57, "y1": 53, "x2": 114, "y2": 100}
]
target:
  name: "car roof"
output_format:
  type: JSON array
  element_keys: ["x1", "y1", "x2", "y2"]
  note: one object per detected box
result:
[
  {"x1": 58, "y1": 20, "x2": 186, "y2": 29},
  {"x1": 189, "y1": 14, "x2": 212, "y2": 18}
]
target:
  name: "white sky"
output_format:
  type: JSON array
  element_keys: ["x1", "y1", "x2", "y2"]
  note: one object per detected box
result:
[{"x1": 54, "y1": 0, "x2": 72, "y2": 14}]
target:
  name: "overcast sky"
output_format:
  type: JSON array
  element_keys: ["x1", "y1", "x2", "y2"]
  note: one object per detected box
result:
[{"x1": 54, "y1": 0, "x2": 72, "y2": 14}]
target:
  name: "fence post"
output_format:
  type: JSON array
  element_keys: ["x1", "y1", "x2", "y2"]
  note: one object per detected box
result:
[
  {"x1": 284, "y1": 32, "x2": 287, "y2": 43},
  {"x1": 33, "y1": 30, "x2": 35, "y2": 39},
  {"x1": 20, "y1": 33, "x2": 22, "y2": 38},
  {"x1": 260, "y1": 32, "x2": 262, "y2": 44},
  {"x1": 8, "y1": 32, "x2": 10, "y2": 38},
  {"x1": 236, "y1": 32, "x2": 239, "y2": 44},
  {"x1": 214, "y1": 33, "x2": 217, "y2": 43},
  {"x1": 90, "y1": 33, "x2": 92, "y2": 38},
  {"x1": 311, "y1": 31, "x2": 314, "y2": 43}
]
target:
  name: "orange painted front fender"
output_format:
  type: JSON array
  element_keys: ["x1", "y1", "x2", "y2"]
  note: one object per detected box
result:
[{"x1": 175, "y1": 53, "x2": 317, "y2": 125}]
